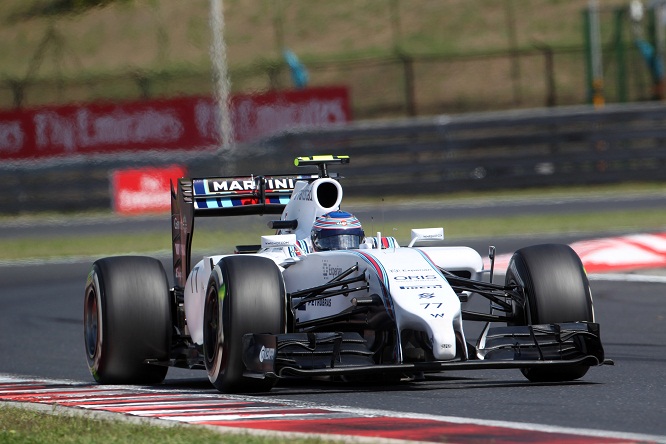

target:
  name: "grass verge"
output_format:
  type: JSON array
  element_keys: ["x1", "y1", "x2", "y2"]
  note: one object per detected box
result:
[
  {"x1": 1, "y1": 207, "x2": 665, "y2": 261},
  {"x1": 0, "y1": 404, "x2": 334, "y2": 444}
]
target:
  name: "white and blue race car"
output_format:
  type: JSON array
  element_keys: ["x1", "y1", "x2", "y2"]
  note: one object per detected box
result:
[{"x1": 84, "y1": 155, "x2": 609, "y2": 393}]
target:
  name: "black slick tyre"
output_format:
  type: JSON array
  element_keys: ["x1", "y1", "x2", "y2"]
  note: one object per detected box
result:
[
  {"x1": 505, "y1": 244, "x2": 594, "y2": 382},
  {"x1": 203, "y1": 255, "x2": 286, "y2": 393},
  {"x1": 84, "y1": 256, "x2": 171, "y2": 384}
]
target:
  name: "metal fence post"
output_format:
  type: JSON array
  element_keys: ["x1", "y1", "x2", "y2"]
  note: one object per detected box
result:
[{"x1": 400, "y1": 54, "x2": 416, "y2": 117}]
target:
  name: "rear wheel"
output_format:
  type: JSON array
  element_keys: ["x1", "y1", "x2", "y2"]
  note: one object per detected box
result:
[
  {"x1": 203, "y1": 255, "x2": 286, "y2": 393},
  {"x1": 505, "y1": 244, "x2": 594, "y2": 382},
  {"x1": 84, "y1": 256, "x2": 171, "y2": 384}
]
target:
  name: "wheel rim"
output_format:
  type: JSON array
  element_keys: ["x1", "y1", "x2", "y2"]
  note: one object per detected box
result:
[
  {"x1": 84, "y1": 288, "x2": 99, "y2": 360},
  {"x1": 203, "y1": 286, "x2": 220, "y2": 368}
]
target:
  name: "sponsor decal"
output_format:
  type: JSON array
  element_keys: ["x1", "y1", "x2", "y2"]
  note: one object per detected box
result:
[
  {"x1": 0, "y1": 87, "x2": 350, "y2": 160},
  {"x1": 398, "y1": 285, "x2": 443, "y2": 290},
  {"x1": 262, "y1": 234, "x2": 296, "y2": 249},
  {"x1": 418, "y1": 293, "x2": 436, "y2": 299},
  {"x1": 210, "y1": 179, "x2": 257, "y2": 192},
  {"x1": 307, "y1": 299, "x2": 332, "y2": 307},
  {"x1": 205, "y1": 177, "x2": 296, "y2": 193},
  {"x1": 389, "y1": 268, "x2": 432, "y2": 273},
  {"x1": 30, "y1": 108, "x2": 185, "y2": 154},
  {"x1": 264, "y1": 240, "x2": 288, "y2": 247},
  {"x1": 393, "y1": 275, "x2": 438, "y2": 281},
  {"x1": 266, "y1": 178, "x2": 296, "y2": 190},
  {"x1": 259, "y1": 346, "x2": 275, "y2": 363},
  {"x1": 112, "y1": 165, "x2": 186, "y2": 215},
  {"x1": 293, "y1": 187, "x2": 313, "y2": 201},
  {"x1": 322, "y1": 260, "x2": 343, "y2": 279}
]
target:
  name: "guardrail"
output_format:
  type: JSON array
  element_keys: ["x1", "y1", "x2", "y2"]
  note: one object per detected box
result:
[
  {"x1": 2, "y1": 103, "x2": 666, "y2": 214},
  {"x1": 230, "y1": 103, "x2": 666, "y2": 195}
]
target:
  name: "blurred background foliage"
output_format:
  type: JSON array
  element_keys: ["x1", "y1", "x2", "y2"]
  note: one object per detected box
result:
[{"x1": 0, "y1": 0, "x2": 651, "y2": 118}]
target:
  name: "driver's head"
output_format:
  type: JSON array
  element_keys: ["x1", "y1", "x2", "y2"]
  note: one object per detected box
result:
[{"x1": 311, "y1": 211, "x2": 364, "y2": 251}]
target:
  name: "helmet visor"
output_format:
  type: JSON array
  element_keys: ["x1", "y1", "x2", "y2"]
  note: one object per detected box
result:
[{"x1": 314, "y1": 234, "x2": 362, "y2": 251}]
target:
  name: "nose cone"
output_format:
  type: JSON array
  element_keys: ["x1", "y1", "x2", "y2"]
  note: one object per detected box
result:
[{"x1": 430, "y1": 317, "x2": 458, "y2": 360}]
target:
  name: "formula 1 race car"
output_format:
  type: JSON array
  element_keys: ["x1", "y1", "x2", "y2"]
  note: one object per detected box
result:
[{"x1": 84, "y1": 155, "x2": 609, "y2": 393}]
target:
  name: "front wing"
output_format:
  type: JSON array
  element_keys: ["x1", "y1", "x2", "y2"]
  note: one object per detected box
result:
[{"x1": 241, "y1": 322, "x2": 610, "y2": 379}]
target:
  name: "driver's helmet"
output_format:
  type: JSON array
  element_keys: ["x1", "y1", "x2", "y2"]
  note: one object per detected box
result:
[{"x1": 311, "y1": 211, "x2": 364, "y2": 251}]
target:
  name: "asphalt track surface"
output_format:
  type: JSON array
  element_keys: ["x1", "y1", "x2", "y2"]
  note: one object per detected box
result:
[{"x1": 1, "y1": 196, "x2": 665, "y2": 441}]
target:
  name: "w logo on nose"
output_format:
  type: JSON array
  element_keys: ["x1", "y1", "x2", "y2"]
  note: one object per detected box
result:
[{"x1": 430, "y1": 313, "x2": 446, "y2": 318}]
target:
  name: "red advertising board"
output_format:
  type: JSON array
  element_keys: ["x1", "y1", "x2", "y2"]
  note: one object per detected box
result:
[
  {"x1": 0, "y1": 86, "x2": 350, "y2": 160},
  {"x1": 112, "y1": 165, "x2": 187, "y2": 215}
]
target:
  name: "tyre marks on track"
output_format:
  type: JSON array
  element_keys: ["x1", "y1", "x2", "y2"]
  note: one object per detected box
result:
[{"x1": 0, "y1": 377, "x2": 656, "y2": 443}]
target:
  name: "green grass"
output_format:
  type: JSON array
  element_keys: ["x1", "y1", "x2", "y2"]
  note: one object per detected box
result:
[
  {"x1": 0, "y1": 404, "x2": 335, "y2": 444},
  {"x1": 2, "y1": 207, "x2": 665, "y2": 262},
  {"x1": 1, "y1": 232, "x2": 171, "y2": 261},
  {"x1": 413, "y1": 209, "x2": 666, "y2": 239}
]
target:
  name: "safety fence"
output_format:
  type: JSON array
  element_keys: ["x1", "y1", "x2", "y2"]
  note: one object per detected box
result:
[
  {"x1": 230, "y1": 102, "x2": 666, "y2": 195},
  {"x1": 1, "y1": 102, "x2": 665, "y2": 214}
]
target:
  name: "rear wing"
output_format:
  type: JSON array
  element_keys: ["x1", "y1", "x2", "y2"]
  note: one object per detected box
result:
[
  {"x1": 171, "y1": 173, "x2": 320, "y2": 287},
  {"x1": 170, "y1": 155, "x2": 350, "y2": 288}
]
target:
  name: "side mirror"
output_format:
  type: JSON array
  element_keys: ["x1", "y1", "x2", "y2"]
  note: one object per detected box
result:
[
  {"x1": 408, "y1": 228, "x2": 444, "y2": 247},
  {"x1": 261, "y1": 234, "x2": 297, "y2": 249}
]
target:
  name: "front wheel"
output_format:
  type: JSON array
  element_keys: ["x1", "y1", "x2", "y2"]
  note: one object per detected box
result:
[
  {"x1": 505, "y1": 244, "x2": 594, "y2": 382},
  {"x1": 203, "y1": 255, "x2": 286, "y2": 393},
  {"x1": 84, "y1": 256, "x2": 171, "y2": 384}
]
